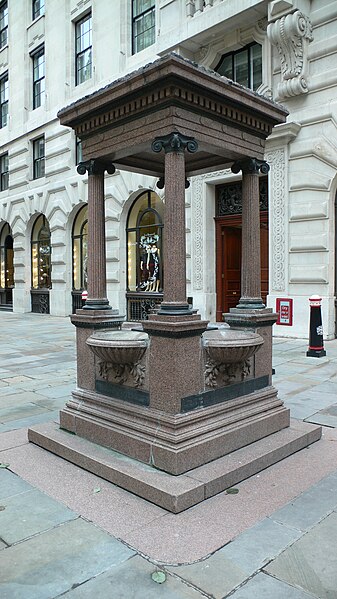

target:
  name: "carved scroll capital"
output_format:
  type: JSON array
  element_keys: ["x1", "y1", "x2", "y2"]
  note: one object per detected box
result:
[
  {"x1": 267, "y1": 10, "x2": 313, "y2": 101},
  {"x1": 77, "y1": 159, "x2": 116, "y2": 177},
  {"x1": 152, "y1": 132, "x2": 198, "y2": 155},
  {"x1": 231, "y1": 158, "x2": 270, "y2": 176}
]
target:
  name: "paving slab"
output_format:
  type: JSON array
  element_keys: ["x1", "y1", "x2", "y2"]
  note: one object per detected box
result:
[
  {"x1": 62, "y1": 554, "x2": 205, "y2": 598},
  {"x1": 0, "y1": 411, "x2": 60, "y2": 433},
  {"x1": 0, "y1": 517, "x2": 135, "y2": 599},
  {"x1": 306, "y1": 404, "x2": 337, "y2": 428},
  {"x1": 271, "y1": 472, "x2": 337, "y2": 531},
  {"x1": 0, "y1": 468, "x2": 34, "y2": 499},
  {"x1": 167, "y1": 517, "x2": 301, "y2": 598},
  {"x1": 0, "y1": 428, "x2": 28, "y2": 450},
  {"x1": 265, "y1": 512, "x2": 337, "y2": 599},
  {"x1": 0, "y1": 488, "x2": 77, "y2": 545},
  {"x1": 230, "y1": 572, "x2": 314, "y2": 598}
]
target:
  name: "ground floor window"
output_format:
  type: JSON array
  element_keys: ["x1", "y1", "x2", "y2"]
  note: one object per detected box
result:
[
  {"x1": 126, "y1": 190, "x2": 164, "y2": 320},
  {"x1": 0, "y1": 221, "x2": 13, "y2": 307},
  {"x1": 31, "y1": 214, "x2": 51, "y2": 289},
  {"x1": 72, "y1": 204, "x2": 88, "y2": 291}
]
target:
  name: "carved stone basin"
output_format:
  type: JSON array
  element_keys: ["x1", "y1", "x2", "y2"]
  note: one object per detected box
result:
[
  {"x1": 86, "y1": 330, "x2": 148, "y2": 364},
  {"x1": 203, "y1": 327, "x2": 264, "y2": 364}
]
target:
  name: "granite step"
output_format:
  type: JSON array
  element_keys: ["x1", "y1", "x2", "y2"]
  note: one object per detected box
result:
[{"x1": 28, "y1": 419, "x2": 321, "y2": 513}]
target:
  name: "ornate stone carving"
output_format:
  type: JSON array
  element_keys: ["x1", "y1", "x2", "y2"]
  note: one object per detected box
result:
[
  {"x1": 267, "y1": 10, "x2": 313, "y2": 101},
  {"x1": 192, "y1": 169, "x2": 232, "y2": 291},
  {"x1": 152, "y1": 132, "x2": 198, "y2": 154},
  {"x1": 216, "y1": 178, "x2": 268, "y2": 216},
  {"x1": 77, "y1": 159, "x2": 115, "y2": 176},
  {"x1": 265, "y1": 148, "x2": 286, "y2": 291},
  {"x1": 99, "y1": 360, "x2": 145, "y2": 388},
  {"x1": 191, "y1": 176, "x2": 204, "y2": 291},
  {"x1": 204, "y1": 357, "x2": 251, "y2": 387}
]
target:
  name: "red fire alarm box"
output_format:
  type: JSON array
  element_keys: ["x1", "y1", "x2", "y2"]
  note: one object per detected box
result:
[{"x1": 276, "y1": 298, "x2": 293, "y2": 326}]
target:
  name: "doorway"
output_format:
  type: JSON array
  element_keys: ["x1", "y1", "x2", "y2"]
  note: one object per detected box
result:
[
  {"x1": 215, "y1": 177, "x2": 269, "y2": 321},
  {"x1": 215, "y1": 215, "x2": 268, "y2": 320}
]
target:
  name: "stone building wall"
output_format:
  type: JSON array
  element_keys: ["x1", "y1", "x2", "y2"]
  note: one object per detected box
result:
[{"x1": 0, "y1": 0, "x2": 337, "y2": 338}]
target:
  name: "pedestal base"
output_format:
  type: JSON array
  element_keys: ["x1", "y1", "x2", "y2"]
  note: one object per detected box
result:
[
  {"x1": 28, "y1": 419, "x2": 321, "y2": 513},
  {"x1": 55, "y1": 383, "x2": 289, "y2": 475}
]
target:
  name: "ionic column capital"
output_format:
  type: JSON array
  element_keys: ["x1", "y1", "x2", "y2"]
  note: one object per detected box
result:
[
  {"x1": 77, "y1": 159, "x2": 115, "y2": 176},
  {"x1": 152, "y1": 132, "x2": 198, "y2": 155},
  {"x1": 231, "y1": 158, "x2": 270, "y2": 176}
]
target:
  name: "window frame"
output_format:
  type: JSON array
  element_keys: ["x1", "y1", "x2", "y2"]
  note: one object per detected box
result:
[
  {"x1": 0, "y1": 71, "x2": 8, "y2": 128},
  {"x1": 75, "y1": 12, "x2": 92, "y2": 86},
  {"x1": 33, "y1": 136, "x2": 45, "y2": 180},
  {"x1": 75, "y1": 136, "x2": 83, "y2": 165},
  {"x1": 215, "y1": 42, "x2": 262, "y2": 92},
  {"x1": 126, "y1": 190, "x2": 163, "y2": 293},
  {"x1": 31, "y1": 214, "x2": 51, "y2": 289},
  {"x1": 132, "y1": 0, "x2": 155, "y2": 55},
  {"x1": 0, "y1": 152, "x2": 8, "y2": 191},
  {"x1": 32, "y1": 0, "x2": 45, "y2": 21},
  {"x1": 72, "y1": 204, "x2": 88, "y2": 291},
  {"x1": 0, "y1": 1, "x2": 8, "y2": 49},
  {"x1": 32, "y1": 45, "x2": 45, "y2": 109}
]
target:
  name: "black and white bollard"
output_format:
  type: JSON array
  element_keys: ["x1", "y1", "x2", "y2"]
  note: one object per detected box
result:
[{"x1": 306, "y1": 295, "x2": 326, "y2": 358}]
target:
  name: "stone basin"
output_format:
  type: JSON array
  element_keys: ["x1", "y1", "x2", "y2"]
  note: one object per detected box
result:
[
  {"x1": 86, "y1": 330, "x2": 148, "y2": 364},
  {"x1": 203, "y1": 327, "x2": 264, "y2": 364}
]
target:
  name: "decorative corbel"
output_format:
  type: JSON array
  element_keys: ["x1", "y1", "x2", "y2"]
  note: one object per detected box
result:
[{"x1": 267, "y1": 10, "x2": 313, "y2": 101}]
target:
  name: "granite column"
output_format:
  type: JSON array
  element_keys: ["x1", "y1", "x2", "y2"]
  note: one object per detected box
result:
[
  {"x1": 152, "y1": 132, "x2": 198, "y2": 315},
  {"x1": 77, "y1": 159, "x2": 115, "y2": 310},
  {"x1": 231, "y1": 158, "x2": 270, "y2": 310}
]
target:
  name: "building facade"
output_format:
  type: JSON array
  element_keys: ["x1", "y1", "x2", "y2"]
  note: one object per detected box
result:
[{"x1": 0, "y1": 0, "x2": 336, "y2": 338}]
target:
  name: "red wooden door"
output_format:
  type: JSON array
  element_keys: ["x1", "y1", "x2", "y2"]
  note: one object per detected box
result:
[{"x1": 216, "y1": 215, "x2": 268, "y2": 320}]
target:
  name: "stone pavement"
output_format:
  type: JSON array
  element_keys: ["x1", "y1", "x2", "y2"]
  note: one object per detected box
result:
[{"x1": 0, "y1": 312, "x2": 337, "y2": 598}]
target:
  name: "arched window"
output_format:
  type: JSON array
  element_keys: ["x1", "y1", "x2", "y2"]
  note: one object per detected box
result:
[
  {"x1": 126, "y1": 190, "x2": 164, "y2": 320},
  {"x1": 31, "y1": 214, "x2": 51, "y2": 289},
  {"x1": 72, "y1": 204, "x2": 88, "y2": 291},
  {"x1": 0, "y1": 222, "x2": 13, "y2": 289}
]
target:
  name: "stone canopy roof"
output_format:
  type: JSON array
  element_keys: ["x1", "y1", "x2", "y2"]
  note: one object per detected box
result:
[{"x1": 58, "y1": 53, "x2": 288, "y2": 177}]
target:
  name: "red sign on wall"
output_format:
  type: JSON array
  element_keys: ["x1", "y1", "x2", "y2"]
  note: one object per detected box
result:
[{"x1": 276, "y1": 298, "x2": 293, "y2": 326}]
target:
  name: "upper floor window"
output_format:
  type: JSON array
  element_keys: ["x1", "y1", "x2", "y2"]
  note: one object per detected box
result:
[
  {"x1": 32, "y1": 46, "x2": 45, "y2": 109},
  {"x1": 132, "y1": 0, "x2": 155, "y2": 54},
  {"x1": 33, "y1": 136, "x2": 45, "y2": 179},
  {"x1": 0, "y1": 72, "x2": 8, "y2": 128},
  {"x1": 75, "y1": 13, "x2": 92, "y2": 85},
  {"x1": 0, "y1": 152, "x2": 8, "y2": 191},
  {"x1": 32, "y1": 0, "x2": 45, "y2": 20},
  {"x1": 0, "y1": 1, "x2": 8, "y2": 49},
  {"x1": 215, "y1": 42, "x2": 262, "y2": 92}
]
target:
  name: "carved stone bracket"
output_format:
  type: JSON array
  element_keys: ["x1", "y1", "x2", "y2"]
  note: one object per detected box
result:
[
  {"x1": 99, "y1": 360, "x2": 145, "y2": 388},
  {"x1": 152, "y1": 132, "x2": 198, "y2": 154},
  {"x1": 77, "y1": 159, "x2": 115, "y2": 176},
  {"x1": 267, "y1": 10, "x2": 313, "y2": 101}
]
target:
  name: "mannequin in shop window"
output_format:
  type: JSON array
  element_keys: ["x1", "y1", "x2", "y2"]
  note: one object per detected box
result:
[{"x1": 137, "y1": 234, "x2": 160, "y2": 292}]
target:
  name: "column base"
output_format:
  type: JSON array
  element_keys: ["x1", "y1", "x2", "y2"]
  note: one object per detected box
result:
[
  {"x1": 158, "y1": 302, "x2": 193, "y2": 316},
  {"x1": 235, "y1": 299, "x2": 266, "y2": 310},
  {"x1": 82, "y1": 298, "x2": 112, "y2": 310}
]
